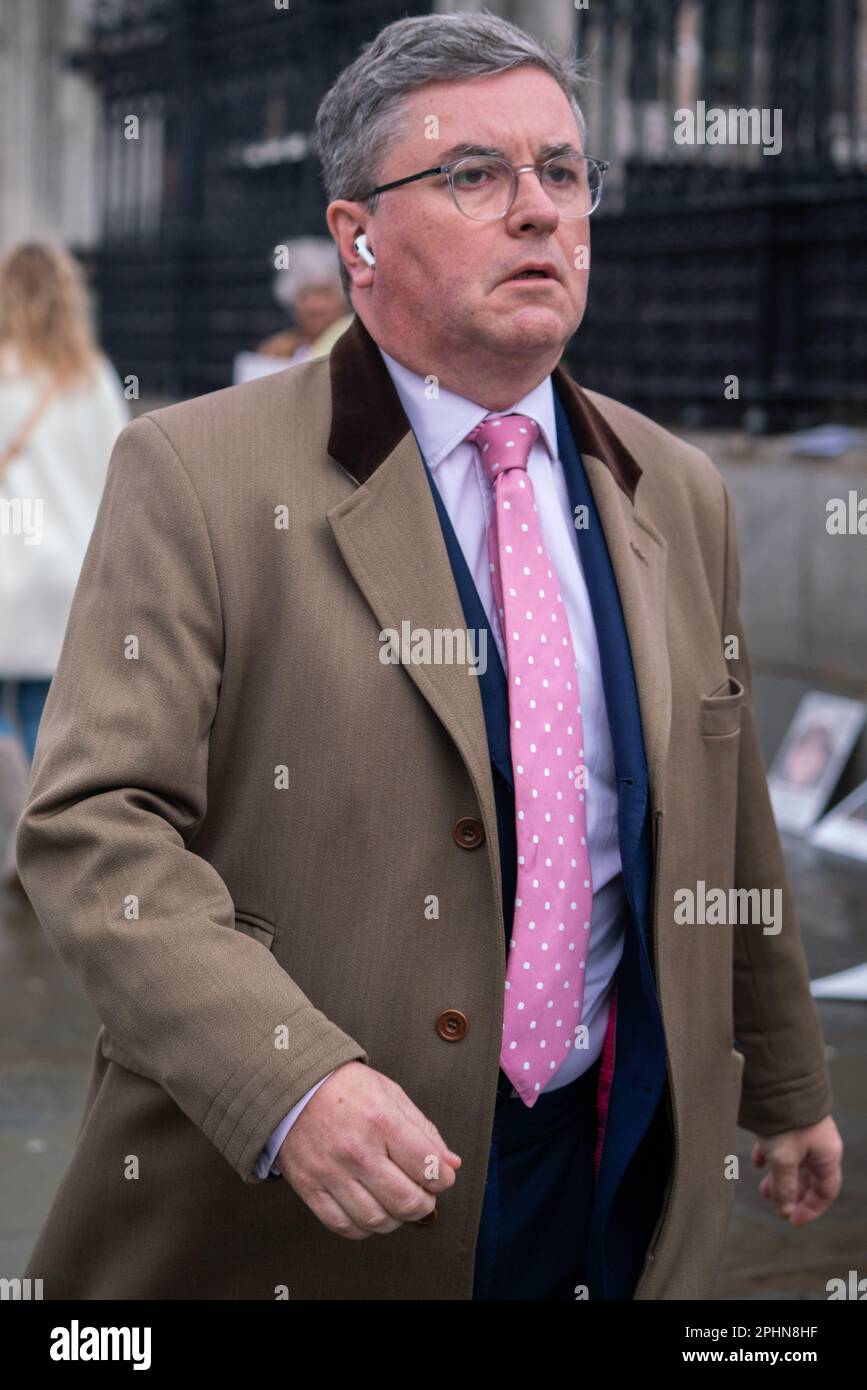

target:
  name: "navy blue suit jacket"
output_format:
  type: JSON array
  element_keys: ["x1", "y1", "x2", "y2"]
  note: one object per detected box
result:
[{"x1": 416, "y1": 381, "x2": 673, "y2": 1299}]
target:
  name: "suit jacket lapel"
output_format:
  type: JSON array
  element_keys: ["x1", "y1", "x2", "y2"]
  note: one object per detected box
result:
[
  {"x1": 554, "y1": 385, "x2": 669, "y2": 949},
  {"x1": 549, "y1": 372, "x2": 671, "y2": 816},
  {"x1": 568, "y1": 449, "x2": 671, "y2": 815}
]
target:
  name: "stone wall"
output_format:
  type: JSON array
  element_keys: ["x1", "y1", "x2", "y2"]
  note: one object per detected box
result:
[{"x1": 688, "y1": 430, "x2": 867, "y2": 795}]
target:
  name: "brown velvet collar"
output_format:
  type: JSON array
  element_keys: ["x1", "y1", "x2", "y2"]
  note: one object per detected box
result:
[{"x1": 327, "y1": 313, "x2": 641, "y2": 501}]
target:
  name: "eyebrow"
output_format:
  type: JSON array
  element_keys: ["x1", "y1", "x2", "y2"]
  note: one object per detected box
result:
[{"x1": 434, "y1": 140, "x2": 583, "y2": 165}]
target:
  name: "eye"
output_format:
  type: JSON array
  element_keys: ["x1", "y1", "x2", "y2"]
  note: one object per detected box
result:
[
  {"x1": 453, "y1": 161, "x2": 501, "y2": 188},
  {"x1": 543, "y1": 160, "x2": 580, "y2": 186}
]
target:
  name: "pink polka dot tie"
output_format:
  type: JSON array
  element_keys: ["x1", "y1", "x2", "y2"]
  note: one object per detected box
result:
[{"x1": 466, "y1": 412, "x2": 593, "y2": 1107}]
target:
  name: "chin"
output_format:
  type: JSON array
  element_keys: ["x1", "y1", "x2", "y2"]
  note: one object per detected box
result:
[{"x1": 500, "y1": 306, "x2": 570, "y2": 350}]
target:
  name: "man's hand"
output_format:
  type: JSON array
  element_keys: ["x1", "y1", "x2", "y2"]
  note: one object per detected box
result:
[
  {"x1": 275, "y1": 1061, "x2": 462, "y2": 1239},
  {"x1": 751, "y1": 1114, "x2": 843, "y2": 1225}
]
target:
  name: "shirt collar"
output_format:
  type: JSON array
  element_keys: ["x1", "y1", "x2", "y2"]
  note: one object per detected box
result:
[{"x1": 376, "y1": 344, "x2": 558, "y2": 471}]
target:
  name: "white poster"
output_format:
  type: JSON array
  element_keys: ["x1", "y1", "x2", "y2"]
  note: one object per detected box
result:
[
  {"x1": 808, "y1": 778, "x2": 867, "y2": 862},
  {"x1": 811, "y1": 963, "x2": 867, "y2": 1002},
  {"x1": 768, "y1": 693, "x2": 866, "y2": 835}
]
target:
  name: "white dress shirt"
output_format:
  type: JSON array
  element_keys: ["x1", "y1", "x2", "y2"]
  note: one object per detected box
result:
[{"x1": 255, "y1": 345, "x2": 628, "y2": 1177}]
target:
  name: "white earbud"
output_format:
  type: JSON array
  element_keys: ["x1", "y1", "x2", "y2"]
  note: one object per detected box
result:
[{"x1": 354, "y1": 233, "x2": 376, "y2": 267}]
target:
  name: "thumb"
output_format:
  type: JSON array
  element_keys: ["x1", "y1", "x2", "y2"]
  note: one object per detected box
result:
[{"x1": 394, "y1": 1090, "x2": 462, "y2": 1165}]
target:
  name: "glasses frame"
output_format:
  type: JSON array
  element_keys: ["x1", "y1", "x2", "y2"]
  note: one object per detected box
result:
[{"x1": 358, "y1": 153, "x2": 611, "y2": 221}]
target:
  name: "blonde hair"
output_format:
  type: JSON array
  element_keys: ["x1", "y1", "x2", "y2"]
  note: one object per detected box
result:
[{"x1": 0, "y1": 242, "x2": 101, "y2": 390}]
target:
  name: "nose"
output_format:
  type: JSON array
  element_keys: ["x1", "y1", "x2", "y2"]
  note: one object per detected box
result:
[{"x1": 504, "y1": 166, "x2": 561, "y2": 233}]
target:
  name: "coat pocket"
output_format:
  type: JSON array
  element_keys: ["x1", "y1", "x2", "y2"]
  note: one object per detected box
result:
[
  {"x1": 233, "y1": 909, "x2": 276, "y2": 949},
  {"x1": 700, "y1": 675, "x2": 746, "y2": 739}
]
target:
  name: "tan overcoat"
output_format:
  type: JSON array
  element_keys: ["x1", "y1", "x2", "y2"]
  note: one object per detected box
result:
[{"x1": 17, "y1": 316, "x2": 833, "y2": 1299}]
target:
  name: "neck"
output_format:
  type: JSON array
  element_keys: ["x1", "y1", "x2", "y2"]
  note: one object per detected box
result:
[{"x1": 363, "y1": 322, "x2": 562, "y2": 411}]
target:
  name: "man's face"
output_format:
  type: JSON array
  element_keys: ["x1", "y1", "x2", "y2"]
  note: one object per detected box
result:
[{"x1": 343, "y1": 66, "x2": 591, "y2": 367}]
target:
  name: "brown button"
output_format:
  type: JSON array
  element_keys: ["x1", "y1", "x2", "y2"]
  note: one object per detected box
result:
[
  {"x1": 436, "y1": 1009, "x2": 469, "y2": 1042},
  {"x1": 452, "y1": 816, "x2": 485, "y2": 849},
  {"x1": 416, "y1": 1206, "x2": 438, "y2": 1226}
]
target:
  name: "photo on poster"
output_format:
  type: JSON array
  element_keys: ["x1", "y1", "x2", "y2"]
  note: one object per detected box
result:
[{"x1": 767, "y1": 693, "x2": 866, "y2": 835}]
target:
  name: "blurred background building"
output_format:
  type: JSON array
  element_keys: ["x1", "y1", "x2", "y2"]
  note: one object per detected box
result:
[{"x1": 2, "y1": 0, "x2": 866, "y2": 421}]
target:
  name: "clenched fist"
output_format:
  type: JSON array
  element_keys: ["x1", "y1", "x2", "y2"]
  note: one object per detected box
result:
[{"x1": 275, "y1": 1061, "x2": 462, "y2": 1238}]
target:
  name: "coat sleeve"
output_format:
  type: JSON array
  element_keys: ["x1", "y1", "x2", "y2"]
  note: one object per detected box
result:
[
  {"x1": 15, "y1": 414, "x2": 369, "y2": 1182},
  {"x1": 720, "y1": 480, "x2": 834, "y2": 1136}
]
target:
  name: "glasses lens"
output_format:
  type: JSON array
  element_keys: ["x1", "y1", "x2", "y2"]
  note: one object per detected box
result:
[
  {"x1": 540, "y1": 156, "x2": 603, "y2": 216},
  {"x1": 451, "y1": 155, "x2": 604, "y2": 219},
  {"x1": 451, "y1": 157, "x2": 515, "y2": 220}
]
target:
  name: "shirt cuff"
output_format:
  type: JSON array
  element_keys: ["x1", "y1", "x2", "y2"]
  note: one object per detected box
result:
[{"x1": 253, "y1": 1070, "x2": 337, "y2": 1180}]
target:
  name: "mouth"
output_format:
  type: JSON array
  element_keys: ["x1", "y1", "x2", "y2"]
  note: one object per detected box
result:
[{"x1": 502, "y1": 264, "x2": 559, "y2": 285}]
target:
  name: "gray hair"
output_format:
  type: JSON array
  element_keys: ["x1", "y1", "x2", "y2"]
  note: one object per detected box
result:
[
  {"x1": 272, "y1": 237, "x2": 342, "y2": 311},
  {"x1": 313, "y1": 9, "x2": 588, "y2": 296}
]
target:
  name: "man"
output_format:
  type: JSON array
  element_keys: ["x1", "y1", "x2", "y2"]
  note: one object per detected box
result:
[{"x1": 17, "y1": 12, "x2": 841, "y2": 1300}]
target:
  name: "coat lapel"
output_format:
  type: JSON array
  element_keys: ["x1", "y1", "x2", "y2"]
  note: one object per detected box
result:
[
  {"x1": 417, "y1": 455, "x2": 515, "y2": 792},
  {"x1": 326, "y1": 425, "x2": 495, "y2": 822},
  {"x1": 574, "y1": 455, "x2": 671, "y2": 816},
  {"x1": 546, "y1": 367, "x2": 672, "y2": 815}
]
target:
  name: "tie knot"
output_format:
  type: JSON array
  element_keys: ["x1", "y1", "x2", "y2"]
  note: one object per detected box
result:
[{"x1": 466, "y1": 412, "x2": 540, "y2": 484}]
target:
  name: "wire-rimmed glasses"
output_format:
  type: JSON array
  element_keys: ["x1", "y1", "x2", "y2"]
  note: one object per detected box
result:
[{"x1": 359, "y1": 153, "x2": 609, "y2": 221}]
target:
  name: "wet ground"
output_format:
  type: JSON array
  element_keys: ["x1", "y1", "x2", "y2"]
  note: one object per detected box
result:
[{"x1": 1, "y1": 830, "x2": 865, "y2": 1298}]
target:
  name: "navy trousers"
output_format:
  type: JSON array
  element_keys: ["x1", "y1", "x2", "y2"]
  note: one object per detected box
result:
[{"x1": 472, "y1": 1056, "x2": 603, "y2": 1301}]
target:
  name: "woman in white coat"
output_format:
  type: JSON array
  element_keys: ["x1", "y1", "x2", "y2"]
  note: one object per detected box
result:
[{"x1": 0, "y1": 242, "x2": 130, "y2": 889}]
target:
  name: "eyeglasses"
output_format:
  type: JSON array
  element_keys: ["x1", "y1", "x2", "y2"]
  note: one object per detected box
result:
[{"x1": 359, "y1": 153, "x2": 610, "y2": 221}]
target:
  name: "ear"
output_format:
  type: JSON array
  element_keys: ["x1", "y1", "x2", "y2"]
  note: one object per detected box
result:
[{"x1": 327, "y1": 202, "x2": 375, "y2": 288}]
